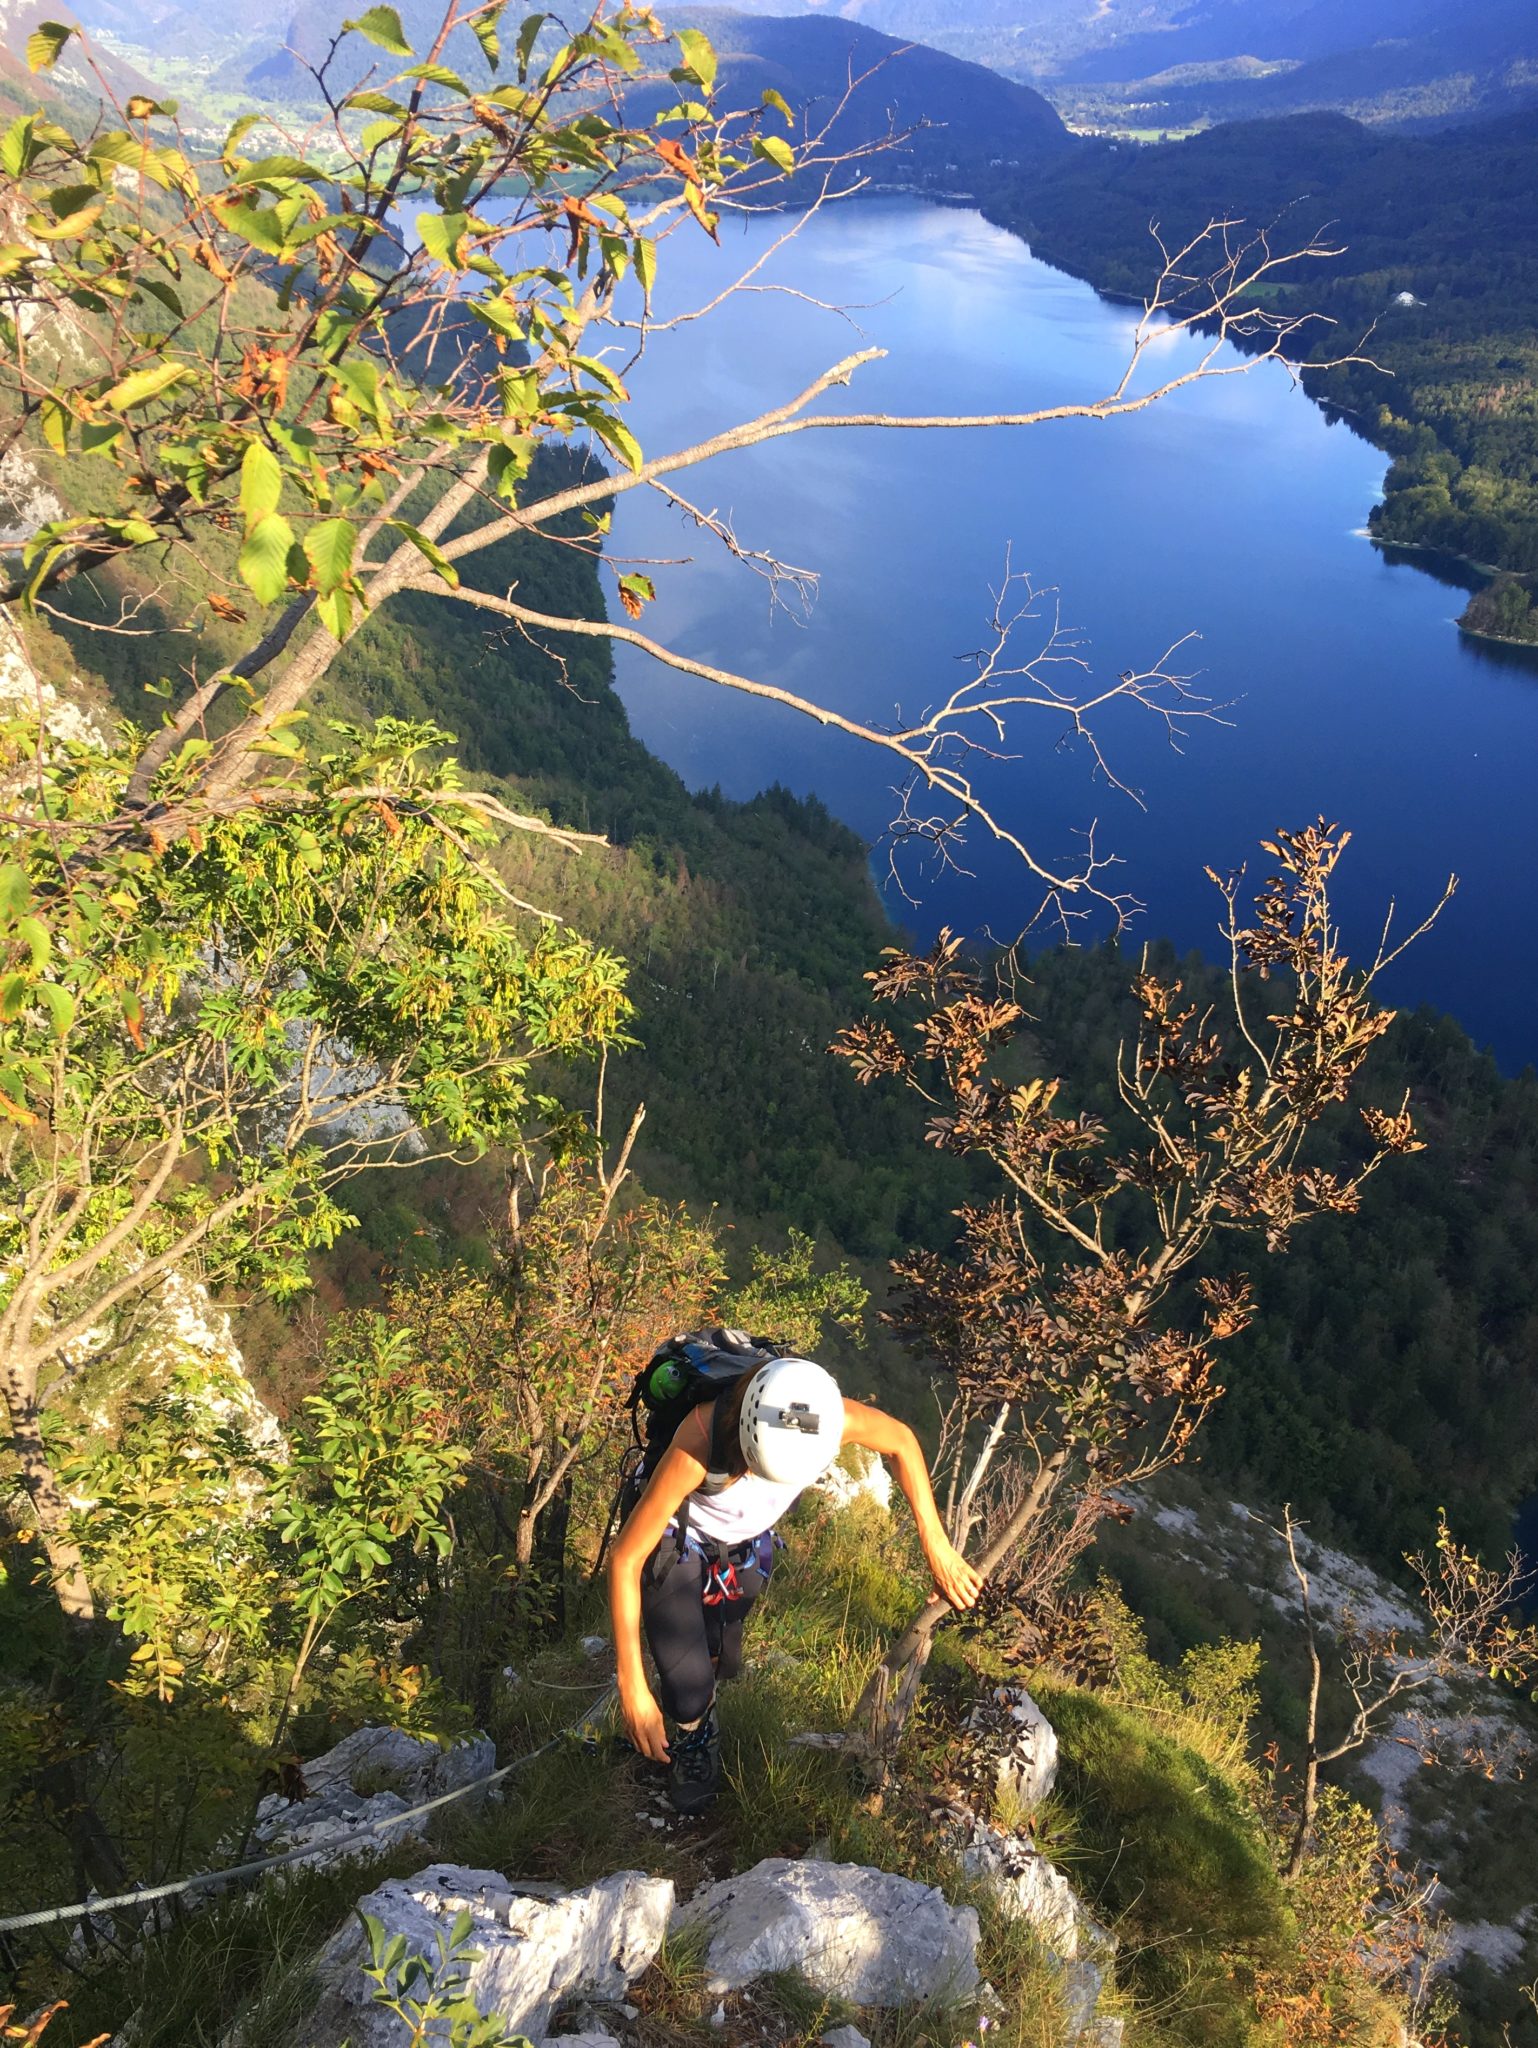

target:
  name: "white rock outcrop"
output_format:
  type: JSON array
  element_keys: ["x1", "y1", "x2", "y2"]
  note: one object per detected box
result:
[
  {"x1": 299, "y1": 1864, "x2": 674, "y2": 2047},
  {"x1": 0, "y1": 606, "x2": 107, "y2": 753},
  {"x1": 249, "y1": 1726, "x2": 496, "y2": 1874},
  {"x1": 943, "y1": 1693, "x2": 1121, "y2": 2046},
  {"x1": 819, "y1": 2029, "x2": 873, "y2": 2048},
  {"x1": 812, "y1": 1445, "x2": 893, "y2": 1513},
  {"x1": 956, "y1": 1819, "x2": 1086, "y2": 1956},
  {"x1": 674, "y1": 1858, "x2": 979, "y2": 2005}
]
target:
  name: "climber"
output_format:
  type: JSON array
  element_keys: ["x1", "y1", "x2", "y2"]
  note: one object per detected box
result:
[{"x1": 608, "y1": 1350, "x2": 983, "y2": 1814}]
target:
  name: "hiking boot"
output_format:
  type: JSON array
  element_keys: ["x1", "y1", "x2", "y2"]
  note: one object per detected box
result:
[{"x1": 667, "y1": 1711, "x2": 721, "y2": 1816}]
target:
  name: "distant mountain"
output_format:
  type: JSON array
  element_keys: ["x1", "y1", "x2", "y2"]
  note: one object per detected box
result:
[
  {"x1": 661, "y1": 0, "x2": 1538, "y2": 128},
  {"x1": 225, "y1": 1, "x2": 1068, "y2": 180},
  {"x1": 0, "y1": 0, "x2": 182, "y2": 118},
  {"x1": 1114, "y1": 0, "x2": 1538, "y2": 128},
  {"x1": 660, "y1": 8, "x2": 1070, "y2": 177},
  {"x1": 1051, "y1": 0, "x2": 1538, "y2": 127}
]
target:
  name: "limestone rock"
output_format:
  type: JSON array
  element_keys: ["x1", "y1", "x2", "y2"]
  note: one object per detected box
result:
[
  {"x1": 674, "y1": 1858, "x2": 979, "y2": 2006},
  {"x1": 957, "y1": 1821, "x2": 1084, "y2": 1957},
  {"x1": 820, "y1": 2029, "x2": 873, "y2": 2048},
  {"x1": 249, "y1": 1726, "x2": 496, "y2": 1873},
  {"x1": 299, "y1": 1863, "x2": 674, "y2": 2047},
  {"x1": 811, "y1": 1445, "x2": 893, "y2": 1513},
  {"x1": 1081, "y1": 2021, "x2": 1124, "y2": 2048},
  {"x1": 1059, "y1": 1958, "x2": 1104, "y2": 2036},
  {"x1": 540, "y1": 2035, "x2": 623, "y2": 2048},
  {"x1": 961, "y1": 1686, "x2": 1059, "y2": 1811},
  {"x1": 302, "y1": 1724, "x2": 494, "y2": 1804}
]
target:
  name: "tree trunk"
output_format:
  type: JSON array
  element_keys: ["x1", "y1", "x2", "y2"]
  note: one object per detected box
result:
[
  {"x1": 1286, "y1": 1539, "x2": 1325, "y2": 1880},
  {"x1": 951, "y1": 1401, "x2": 1011, "y2": 1553},
  {"x1": 4, "y1": 1355, "x2": 98, "y2": 1623},
  {"x1": 851, "y1": 1446, "x2": 1068, "y2": 1777},
  {"x1": 532, "y1": 1473, "x2": 573, "y2": 1637},
  {"x1": 1287, "y1": 1753, "x2": 1320, "y2": 1880}
]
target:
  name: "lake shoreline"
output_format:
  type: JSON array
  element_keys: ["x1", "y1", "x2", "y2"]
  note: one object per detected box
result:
[{"x1": 610, "y1": 195, "x2": 1538, "y2": 1073}]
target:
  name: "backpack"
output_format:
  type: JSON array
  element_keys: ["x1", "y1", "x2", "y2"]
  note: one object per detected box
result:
[{"x1": 620, "y1": 1325, "x2": 784, "y2": 1536}]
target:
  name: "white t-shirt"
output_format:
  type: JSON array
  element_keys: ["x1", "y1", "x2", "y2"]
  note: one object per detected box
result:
[{"x1": 680, "y1": 1471, "x2": 803, "y2": 1546}]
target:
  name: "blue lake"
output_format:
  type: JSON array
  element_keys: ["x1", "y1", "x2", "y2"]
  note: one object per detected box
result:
[{"x1": 606, "y1": 198, "x2": 1538, "y2": 1069}]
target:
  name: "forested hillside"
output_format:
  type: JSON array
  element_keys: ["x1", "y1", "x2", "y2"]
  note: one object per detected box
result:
[
  {"x1": 1011, "y1": 943, "x2": 1538, "y2": 1572},
  {"x1": 5, "y1": 13, "x2": 1538, "y2": 2044},
  {"x1": 994, "y1": 107, "x2": 1538, "y2": 586}
]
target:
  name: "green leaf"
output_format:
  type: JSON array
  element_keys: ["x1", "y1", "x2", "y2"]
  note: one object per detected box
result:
[
  {"x1": 633, "y1": 234, "x2": 656, "y2": 301},
  {"x1": 0, "y1": 973, "x2": 29, "y2": 1022},
  {"x1": 761, "y1": 85, "x2": 793, "y2": 126},
  {"x1": 470, "y1": 0, "x2": 504, "y2": 68},
  {"x1": 242, "y1": 153, "x2": 327, "y2": 184},
  {"x1": 315, "y1": 587, "x2": 354, "y2": 641},
  {"x1": 212, "y1": 195, "x2": 288, "y2": 254},
  {"x1": 401, "y1": 61, "x2": 469, "y2": 92},
  {"x1": 89, "y1": 131, "x2": 149, "y2": 172},
  {"x1": 38, "y1": 397, "x2": 68, "y2": 457},
  {"x1": 239, "y1": 441, "x2": 283, "y2": 529},
  {"x1": 101, "y1": 362, "x2": 191, "y2": 411},
  {"x1": 26, "y1": 202, "x2": 102, "y2": 241},
  {"x1": 752, "y1": 133, "x2": 794, "y2": 175},
  {"x1": 342, "y1": 90, "x2": 407, "y2": 114},
  {"x1": 385, "y1": 519, "x2": 459, "y2": 589},
  {"x1": 1, "y1": 117, "x2": 37, "y2": 178},
  {"x1": 79, "y1": 421, "x2": 123, "y2": 458},
  {"x1": 36, "y1": 982, "x2": 74, "y2": 1039},
  {"x1": 587, "y1": 410, "x2": 642, "y2": 474},
  {"x1": 15, "y1": 916, "x2": 49, "y2": 972},
  {"x1": 571, "y1": 352, "x2": 628, "y2": 402},
  {"x1": 303, "y1": 516, "x2": 356, "y2": 596},
  {"x1": 417, "y1": 211, "x2": 470, "y2": 270},
  {"x1": 238, "y1": 512, "x2": 297, "y2": 605},
  {"x1": 467, "y1": 296, "x2": 524, "y2": 341},
  {"x1": 515, "y1": 11, "x2": 546, "y2": 79},
  {"x1": 221, "y1": 111, "x2": 269, "y2": 161},
  {"x1": 0, "y1": 865, "x2": 30, "y2": 919},
  {"x1": 673, "y1": 27, "x2": 716, "y2": 91},
  {"x1": 331, "y1": 356, "x2": 384, "y2": 423},
  {"x1": 26, "y1": 21, "x2": 72, "y2": 72},
  {"x1": 134, "y1": 275, "x2": 184, "y2": 319},
  {"x1": 343, "y1": 4, "x2": 411, "y2": 54}
]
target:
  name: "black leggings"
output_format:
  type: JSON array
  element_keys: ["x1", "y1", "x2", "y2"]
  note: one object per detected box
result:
[{"x1": 640, "y1": 1541, "x2": 758, "y2": 1725}]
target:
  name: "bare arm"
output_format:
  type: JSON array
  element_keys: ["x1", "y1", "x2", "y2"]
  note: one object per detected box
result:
[
  {"x1": 607, "y1": 1406, "x2": 711, "y2": 1761},
  {"x1": 841, "y1": 1399, "x2": 984, "y2": 1611}
]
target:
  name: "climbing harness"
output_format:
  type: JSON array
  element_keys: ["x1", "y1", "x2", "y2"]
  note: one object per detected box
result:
[{"x1": 692, "y1": 1527, "x2": 779, "y2": 1607}]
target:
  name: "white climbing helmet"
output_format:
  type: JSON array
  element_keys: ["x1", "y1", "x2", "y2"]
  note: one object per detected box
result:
[{"x1": 740, "y1": 1357, "x2": 845, "y2": 1486}]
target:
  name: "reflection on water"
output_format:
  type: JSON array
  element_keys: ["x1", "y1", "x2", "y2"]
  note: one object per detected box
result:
[{"x1": 607, "y1": 200, "x2": 1538, "y2": 1070}]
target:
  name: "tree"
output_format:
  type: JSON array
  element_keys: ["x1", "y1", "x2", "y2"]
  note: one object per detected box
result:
[
  {"x1": 0, "y1": 1, "x2": 1363, "y2": 913},
  {"x1": 832, "y1": 822, "x2": 1450, "y2": 1765},
  {"x1": 1459, "y1": 576, "x2": 1538, "y2": 643},
  {"x1": 1, "y1": 706, "x2": 627, "y2": 1623},
  {"x1": 1270, "y1": 1505, "x2": 1538, "y2": 1881},
  {"x1": 391, "y1": 1112, "x2": 723, "y2": 1581},
  {"x1": 383, "y1": 1135, "x2": 867, "y2": 1675},
  {"x1": 0, "y1": 0, "x2": 1368, "y2": 1626}
]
